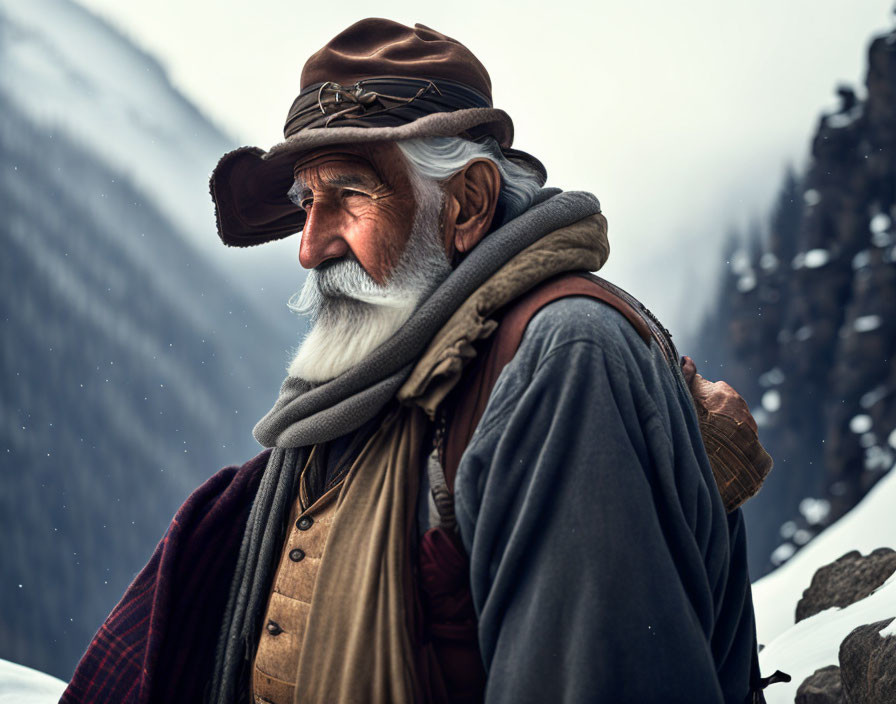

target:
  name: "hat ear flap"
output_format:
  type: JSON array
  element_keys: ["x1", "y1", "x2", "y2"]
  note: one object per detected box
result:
[{"x1": 210, "y1": 147, "x2": 305, "y2": 247}]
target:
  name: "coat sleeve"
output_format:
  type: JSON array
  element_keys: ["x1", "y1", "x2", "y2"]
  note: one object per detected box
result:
[
  {"x1": 59, "y1": 449, "x2": 271, "y2": 704},
  {"x1": 453, "y1": 297, "x2": 740, "y2": 704}
]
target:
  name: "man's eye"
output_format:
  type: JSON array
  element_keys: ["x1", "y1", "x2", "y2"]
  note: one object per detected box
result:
[{"x1": 300, "y1": 198, "x2": 313, "y2": 211}]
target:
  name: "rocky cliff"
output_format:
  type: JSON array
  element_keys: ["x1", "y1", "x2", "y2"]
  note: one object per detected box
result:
[{"x1": 695, "y1": 24, "x2": 896, "y2": 576}]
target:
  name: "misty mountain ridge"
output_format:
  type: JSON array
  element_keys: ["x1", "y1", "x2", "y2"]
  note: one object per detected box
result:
[
  {"x1": 0, "y1": 0, "x2": 304, "y2": 324},
  {"x1": 0, "y1": 0, "x2": 303, "y2": 679},
  {"x1": 695, "y1": 25, "x2": 896, "y2": 577}
]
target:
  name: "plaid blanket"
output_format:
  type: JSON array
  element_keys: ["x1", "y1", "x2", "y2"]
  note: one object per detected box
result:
[{"x1": 59, "y1": 449, "x2": 271, "y2": 704}]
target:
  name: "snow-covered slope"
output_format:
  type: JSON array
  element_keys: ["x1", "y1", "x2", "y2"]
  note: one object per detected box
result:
[
  {"x1": 0, "y1": 0, "x2": 227, "y2": 243},
  {"x1": 0, "y1": 659, "x2": 65, "y2": 704},
  {"x1": 759, "y1": 576, "x2": 895, "y2": 704},
  {"x1": 752, "y1": 458, "x2": 896, "y2": 645},
  {"x1": 752, "y1": 460, "x2": 896, "y2": 702},
  {"x1": 0, "y1": 0, "x2": 302, "y2": 320}
]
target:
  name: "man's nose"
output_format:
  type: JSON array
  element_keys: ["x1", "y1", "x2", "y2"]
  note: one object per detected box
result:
[{"x1": 298, "y1": 206, "x2": 350, "y2": 269}]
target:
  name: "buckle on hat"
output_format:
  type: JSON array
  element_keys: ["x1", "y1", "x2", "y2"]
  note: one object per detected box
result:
[{"x1": 316, "y1": 78, "x2": 441, "y2": 126}]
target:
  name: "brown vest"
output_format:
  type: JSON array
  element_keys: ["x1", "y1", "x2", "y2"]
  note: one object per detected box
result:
[{"x1": 251, "y1": 448, "x2": 341, "y2": 704}]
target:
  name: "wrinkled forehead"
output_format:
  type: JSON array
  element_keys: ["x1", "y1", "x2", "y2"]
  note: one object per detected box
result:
[{"x1": 291, "y1": 142, "x2": 409, "y2": 191}]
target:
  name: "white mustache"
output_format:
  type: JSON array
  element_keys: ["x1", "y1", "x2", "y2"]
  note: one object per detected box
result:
[
  {"x1": 285, "y1": 170, "x2": 451, "y2": 381},
  {"x1": 288, "y1": 255, "x2": 418, "y2": 319}
]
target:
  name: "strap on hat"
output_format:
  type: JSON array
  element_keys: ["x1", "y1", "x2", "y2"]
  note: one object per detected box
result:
[
  {"x1": 315, "y1": 79, "x2": 441, "y2": 127},
  {"x1": 284, "y1": 76, "x2": 493, "y2": 137}
]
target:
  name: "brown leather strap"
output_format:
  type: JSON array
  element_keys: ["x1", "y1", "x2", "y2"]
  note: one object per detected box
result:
[
  {"x1": 578, "y1": 272, "x2": 681, "y2": 379},
  {"x1": 442, "y1": 271, "x2": 655, "y2": 492}
]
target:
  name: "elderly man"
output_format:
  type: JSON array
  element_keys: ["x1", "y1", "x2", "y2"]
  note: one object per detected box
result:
[{"x1": 61, "y1": 18, "x2": 770, "y2": 704}]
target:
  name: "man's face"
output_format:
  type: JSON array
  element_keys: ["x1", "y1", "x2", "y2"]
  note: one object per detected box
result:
[
  {"x1": 291, "y1": 142, "x2": 421, "y2": 285},
  {"x1": 285, "y1": 140, "x2": 451, "y2": 382}
]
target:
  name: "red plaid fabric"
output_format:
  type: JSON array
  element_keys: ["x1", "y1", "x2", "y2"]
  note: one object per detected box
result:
[{"x1": 59, "y1": 449, "x2": 271, "y2": 704}]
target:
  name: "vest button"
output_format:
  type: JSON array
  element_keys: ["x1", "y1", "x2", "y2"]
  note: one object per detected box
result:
[
  {"x1": 289, "y1": 548, "x2": 306, "y2": 562},
  {"x1": 297, "y1": 516, "x2": 314, "y2": 531},
  {"x1": 266, "y1": 620, "x2": 283, "y2": 636}
]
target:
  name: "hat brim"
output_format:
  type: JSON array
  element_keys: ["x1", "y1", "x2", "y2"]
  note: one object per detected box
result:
[{"x1": 209, "y1": 108, "x2": 546, "y2": 247}]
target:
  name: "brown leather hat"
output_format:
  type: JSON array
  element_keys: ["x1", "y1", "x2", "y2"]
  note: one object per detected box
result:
[{"x1": 209, "y1": 18, "x2": 546, "y2": 247}]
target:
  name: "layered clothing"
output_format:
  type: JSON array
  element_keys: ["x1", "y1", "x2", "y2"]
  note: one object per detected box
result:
[{"x1": 60, "y1": 188, "x2": 760, "y2": 704}]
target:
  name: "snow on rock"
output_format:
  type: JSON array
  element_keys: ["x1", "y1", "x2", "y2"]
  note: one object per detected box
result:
[
  {"x1": 751, "y1": 460, "x2": 896, "y2": 647},
  {"x1": 803, "y1": 248, "x2": 831, "y2": 268},
  {"x1": 730, "y1": 249, "x2": 752, "y2": 276},
  {"x1": 759, "y1": 252, "x2": 779, "y2": 272},
  {"x1": 871, "y1": 229, "x2": 894, "y2": 248},
  {"x1": 794, "y1": 325, "x2": 813, "y2": 341},
  {"x1": 881, "y1": 619, "x2": 896, "y2": 638},
  {"x1": 0, "y1": 659, "x2": 66, "y2": 703},
  {"x1": 860, "y1": 384, "x2": 889, "y2": 409},
  {"x1": 826, "y1": 104, "x2": 863, "y2": 129},
  {"x1": 761, "y1": 389, "x2": 782, "y2": 413},
  {"x1": 852, "y1": 248, "x2": 871, "y2": 270},
  {"x1": 792, "y1": 248, "x2": 832, "y2": 270},
  {"x1": 803, "y1": 189, "x2": 822, "y2": 207},
  {"x1": 771, "y1": 543, "x2": 797, "y2": 566},
  {"x1": 758, "y1": 367, "x2": 786, "y2": 388},
  {"x1": 853, "y1": 314, "x2": 883, "y2": 333},
  {"x1": 860, "y1": 432, "x2": 877, "y2": 448},
  {"x1": 780, "y1": 521, "x2": 798, "y2": 540},
  {"x1": 864, "y1": 444, "x2": 893, "y2": 472},
  {"x1": 736, "y1": 273, "x2": 757, "y2": 293},
  {"x1": 799, "y1": 498, "x2": 831, "y2": 526},
  {"x1": 792, "y1": 528, "x2": 812, "y2": 546},
  {"x1": 870, "y1": 212, "x2": 891, "y2": 235},
  {"x1": 849, "y1": 414, "x2": 873, "y2": 434}
]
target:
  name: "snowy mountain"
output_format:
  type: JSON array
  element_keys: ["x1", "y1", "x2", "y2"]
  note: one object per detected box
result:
[
  {"x1": 0, "y1": 0, "x2": 306, "y2": 680},
  {"x1": 752, "y1": 458, "x2": 896, "y2": 703},
  {"x1": 0, "y1": 0, "x2": 303, "y2": 322}
]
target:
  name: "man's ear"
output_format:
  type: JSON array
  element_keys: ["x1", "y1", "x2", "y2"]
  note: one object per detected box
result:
[{"x1": 442, "y1": 158, "x2": 501, "y2": 259}]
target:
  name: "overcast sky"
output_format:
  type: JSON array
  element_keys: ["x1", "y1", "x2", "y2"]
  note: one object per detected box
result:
[{"x1": 75, "y1": 0, "x2": 895, "y2": 345}]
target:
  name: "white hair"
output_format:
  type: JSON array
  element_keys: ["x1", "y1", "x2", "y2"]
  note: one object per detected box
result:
[{"x1": 396, "y1": 136, "x2": 543, "y2": 225}]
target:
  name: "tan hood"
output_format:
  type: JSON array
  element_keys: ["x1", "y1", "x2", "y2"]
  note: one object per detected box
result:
[{"x1": 399, "y1": 211, "x2": 610, "y2": 417}]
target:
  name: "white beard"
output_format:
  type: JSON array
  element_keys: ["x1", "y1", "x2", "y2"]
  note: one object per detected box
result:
[{"x1": 285, "y1": 175, "x2": 450, "y2": 383}]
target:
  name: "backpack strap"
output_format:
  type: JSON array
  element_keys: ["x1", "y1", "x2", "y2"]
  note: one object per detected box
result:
[
  {"x1": 441, "y1": 270, "x2": 653, "y2": 493},
  {"x1": 434, "y1": 269, "x2": 771, "y2": 517},
  {"x1": 427, "y1": 270, "x2": 777, "y2": 704}
]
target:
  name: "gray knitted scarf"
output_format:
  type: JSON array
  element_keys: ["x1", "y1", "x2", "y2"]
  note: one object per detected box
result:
[{"x1": 207, "y1": 187, "x2": 602, "y2": 702}]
